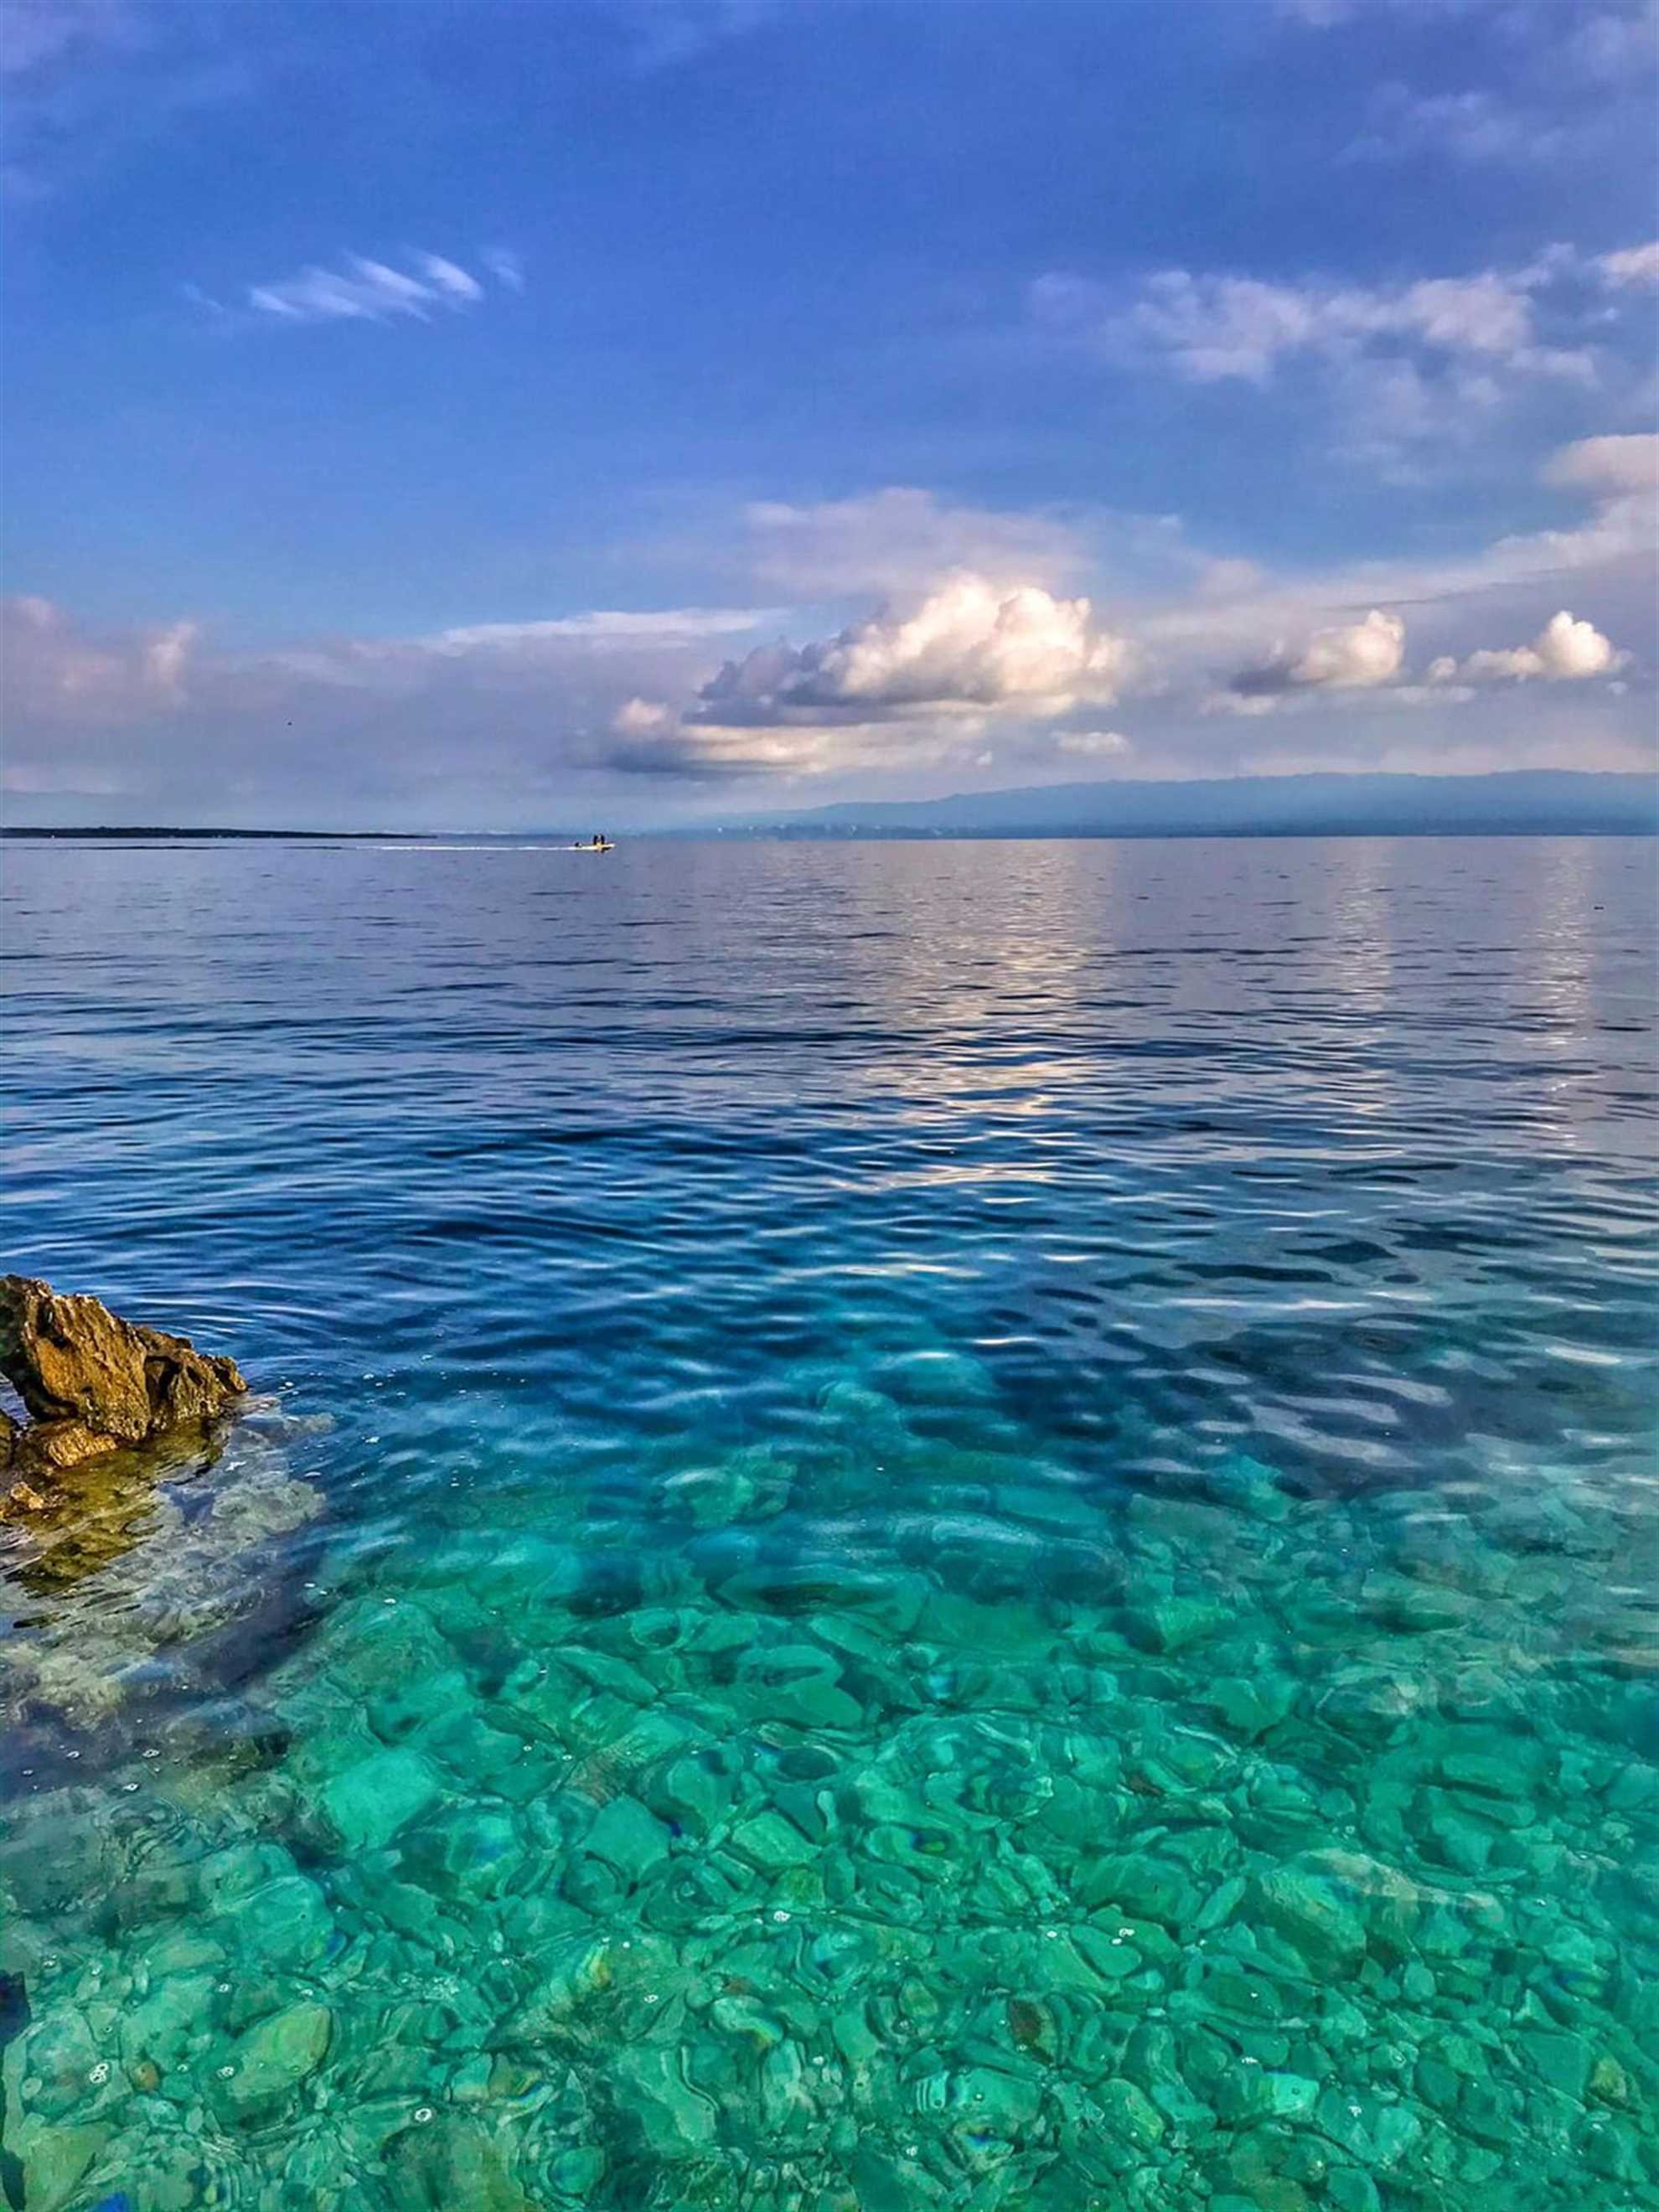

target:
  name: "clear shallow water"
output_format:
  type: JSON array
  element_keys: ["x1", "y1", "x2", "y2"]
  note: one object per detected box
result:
[{"x1": 1, "y1": 833, "x2": 1656, "y2": 2212}]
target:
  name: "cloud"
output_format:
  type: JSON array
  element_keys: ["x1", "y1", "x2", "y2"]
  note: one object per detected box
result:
[
  {"x1": 1134, "y1": 429, "x2": 1651, "y2": 739},
  {"x1": 612, "y1": 696, "x2": 680, "y2": 738},
  {"x1": 414, "y1": 252, "x2": 483, "y2": 303},
  {"x1": 1543, "y1": 432, "x2": 1659, "y2": 495},
  {"x1": 1055, "y1": 729, "x2": 1131, "y2": 758},
  {"x1": 433, "y1": 608, "x2": 777, "y2": 649},
  {"x1": 0, "y1": 2, "x2": 137, "y2": 76},
  {"x1": 3, "y1": 592, "x2": 199, "y2": 717},
  {"x1": 736, "y1": 488, "x2": 1090, "y2": 599},
  {"x1": 142, "y1": 618, "x2": 196, "y2": 695},
  {"x1": 1346, "y1": 88, "x2": 1562, "y2": 168},
  {"x1": 691, "y1": 574, "x2": 1131, "y2": 728},
  {"x1": 0, "y1": 591, "x2": 794, "y2": 811},
  {"x1": 1569, "y1": 4, "x2": 1659, "y2": 81},
  {"x1": 1026, "y1": 240, "x2": 1659, "y2": 423},
  {"x1": 5, "y1": 432, "x2": 1652, "y2": 823},
  {"x1": 1341, "y1": 4, "x2": 1659, "y2": 172},
  {"x1": 1033, "y1": 260, "x2": 1598, "y2": 390},
  {"x1": 192, "y1": 248, "x2": 520, "y2": 329},
  {"x1": 1, "y1": 0, "x2": 259, "y2": 203},
  {"x1": 1233, "y1": 609, "x2": 1406, "y2": 698},
  {"x1": 483, "y1": 246, "x2": 525, "y2": 293},
  {"x1": 616, "y1": 2, "x2": 773, "y2": 72},
  {"x1": 1430, "y1": 610, "x2": 1630, "y2": 684},
  {"x1": 1596, "y1": 241, "x2": 1659, "y2": 289}
]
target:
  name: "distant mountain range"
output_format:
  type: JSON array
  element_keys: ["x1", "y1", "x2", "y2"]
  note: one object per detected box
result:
[
  {"x1": 3, "y1": 769, "x2": 1654, "y2": 842},
  {"x1": 724, "y1": 769, "x2": 1657, "y2": 840}
]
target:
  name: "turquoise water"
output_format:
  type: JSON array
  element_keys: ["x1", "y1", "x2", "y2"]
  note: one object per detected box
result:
[{"x1": 1, "y1": 834, "x2": 1656, "y2": 2212}]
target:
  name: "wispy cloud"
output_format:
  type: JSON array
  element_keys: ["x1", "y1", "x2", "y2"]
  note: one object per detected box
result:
[
  {"x1": 190, "y1": 247, "x2": 522, "y2": 330},
  {"x1": 1031, "y1": 252, "x2": 1620, "y2": 392},
  {"x1": 1346, "y1": 87, "x2": 1565, "y2": 168},
  {"x1": 736, "y1": 488, "x2": 1091, "y2": 599},
  {"x1": 432, "y1": 608, "x2": 778, "y2": 649},
  {"x1": 1596, "y1": 241, "x2": 1659, "y2": 289},
  {"x1": 0, "y1": 2, "x2": 137, "y2": 78},
  {"x1": 617, "y1": 2, "x2": 773, "y2": 73},
  {"x1": 1, "y1": 0, "x2": 258, "y2": 201}
]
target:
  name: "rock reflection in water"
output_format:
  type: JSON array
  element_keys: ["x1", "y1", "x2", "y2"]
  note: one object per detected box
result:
[{"x1": 1, "y1": 1412, "x2": 325, "y2": 1741}]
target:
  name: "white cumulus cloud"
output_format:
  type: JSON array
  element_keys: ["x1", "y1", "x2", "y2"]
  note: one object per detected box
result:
[
  {"x1": 611, "y1": 696, "x2": 680, "y2": 738},
  {"x1": 1233, "y1": 608, "x2": 1406, "y2": 698},
  {"x1": 694, "y1": 574, "x2": 1131, "y2": 726},
  {"x1": 1431, "y1": 610, "x2": 1629, "y2": 684}
]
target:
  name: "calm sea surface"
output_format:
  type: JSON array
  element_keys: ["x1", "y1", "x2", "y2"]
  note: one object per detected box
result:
[{"x1": 2, "y1": 835, "x2": 1656, "y2": 2211}]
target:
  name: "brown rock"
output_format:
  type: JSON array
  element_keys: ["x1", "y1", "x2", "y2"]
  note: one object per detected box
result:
[
  {"x1": 15, "y1": 1420, "x2": 116, "y2": 1471},
  {"x1": 0, "y1": 1275, "x2": 244, "y2": 1455}
]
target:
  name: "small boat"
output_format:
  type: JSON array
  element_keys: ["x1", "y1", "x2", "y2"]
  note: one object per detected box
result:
[{"x1": 568, "y1": 839, "x2": 615, "y2": 852}]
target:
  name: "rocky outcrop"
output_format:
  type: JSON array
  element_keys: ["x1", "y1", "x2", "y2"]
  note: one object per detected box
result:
[{"x1": 0, "y1": 1275, "x2": 245, "y2": 1498}]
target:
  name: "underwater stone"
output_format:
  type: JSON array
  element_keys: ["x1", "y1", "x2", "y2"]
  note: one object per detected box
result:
[
  {"x1": 849, "y1": 2144, "x2": 945, "y2": 2209},
  {"x1": 735, "y1": 1643, "x2": 862, "y2": 1731},
  {"x1": 1314, "y1": 2087, "x2": 1422, "y2": 2168},
  {"x1": 383, "y1": 2112, "x2": 536, "y2": 2211},
  {"x1": 1073, "y1": 1853, "x2": 1192, "y2": 1926},
  {"x1": 225, "y1": 1874, "x2": 333, "y2": 1969},
  {"x1": 873, "y1": 1349, "x2": 995, "y2": 1407},
  {"x1": 118, "y1": 1972, "x2": 218, "y2": 2076},
  {"x1": 1250, "y1": 1865, "x2": 1367, "y2": 1976},
  {"x1": 213, "y1": 2000, "x2": 332, "y2": 2122},
  {"x1": 1207, "y1": 1673, "x2": 1297, "y2": 1739},
  {"x1": 505, "y1": 1935, "x2": 616, "y2": 2038},
  {"x1": 1124, "y1": 1596, "x2": 1226, "y2": 1654},
  {"x1": 1359, "y1": 1572, "x2": 1481, "y2": 1633},
  {"x1": 729, "y1": 1808, "x2": 818, "y2": 1873},
  {"x1": 1588, "y1": 2054, "x2": 1631, "y2": 2106},
  {"x1": 406, "y1": 1805, "x2": 522, "y2": 1900},
  {"x1": 318, "y1": 1747, "x2": 442, "y2": 1852},
  {"x1": 611, "y1": 2044, "x2": 719, "y2": 2156},
  {"x1": 586, "y1": 1795, "x2": 674, "y2": 1884},
  {"x1": 1325, "y1": 2172, "x2": 1382, "y2": 2212},
  {"x1": 1097, "y1": 2077, "x2": 1165, "y2": 2147},
  {"x1": 1518, "y1": 2029, "x2": 1591, "y2": 2100},
  {"x1": 15, "y1": 2122, "x2": 108, "y2": 2212}
]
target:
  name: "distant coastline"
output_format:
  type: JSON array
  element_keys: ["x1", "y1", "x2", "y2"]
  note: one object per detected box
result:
[{"x1": 4, "y1": 769, "x2": 1655, "y2": 844}]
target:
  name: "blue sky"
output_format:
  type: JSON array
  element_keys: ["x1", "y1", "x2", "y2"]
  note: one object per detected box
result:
[{"x1": 3, "y1": 0, "x2": 1655, "y2": 827}]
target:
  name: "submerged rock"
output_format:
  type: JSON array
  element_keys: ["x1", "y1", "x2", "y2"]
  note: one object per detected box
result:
[
  {"x1": 1, "y1": 1274, "x2": 245, "y2": 1494},
  {"x1": 211, "y1": 2000, "x2": 333, "y2": 2122}
]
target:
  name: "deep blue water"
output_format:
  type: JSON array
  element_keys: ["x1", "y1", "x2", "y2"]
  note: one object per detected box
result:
[{"x1": 1, "y1": 835, "x2": 1655, "y2": 2211}]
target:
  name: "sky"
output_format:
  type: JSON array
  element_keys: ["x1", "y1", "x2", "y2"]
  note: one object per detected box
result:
[{"x1": 2, "y1": 0, "x2": 1655, "y2": 830}]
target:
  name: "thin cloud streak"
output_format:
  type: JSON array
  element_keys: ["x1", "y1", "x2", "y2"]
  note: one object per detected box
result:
[{"x1": 189, "y1": 246, "x2": 522, "y2": 329}]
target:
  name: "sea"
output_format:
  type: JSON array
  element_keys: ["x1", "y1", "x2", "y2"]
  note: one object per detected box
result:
[{"x1": 1, "y1": 832, "x2": 1655, "y2": 2211}]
